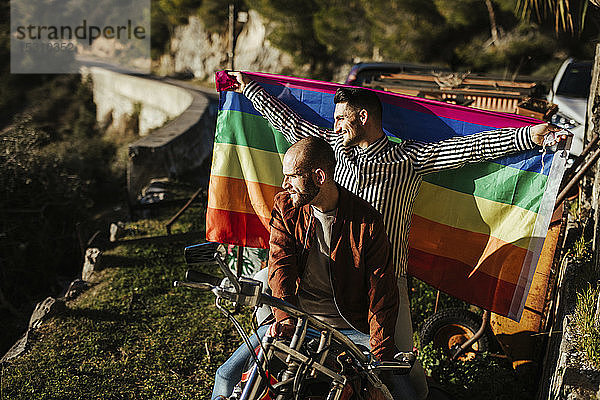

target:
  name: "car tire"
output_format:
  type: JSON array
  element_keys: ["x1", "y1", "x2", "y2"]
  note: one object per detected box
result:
[{"x1": 419, "y1": 308, "x2": 490, "y2": 361}]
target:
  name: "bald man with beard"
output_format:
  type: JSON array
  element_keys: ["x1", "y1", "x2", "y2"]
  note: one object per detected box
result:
[{"x1": 212, "y1": 137, "x2": 412, "y2": 399}]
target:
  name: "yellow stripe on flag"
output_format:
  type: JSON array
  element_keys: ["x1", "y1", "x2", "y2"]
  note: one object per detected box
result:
[{"x1": 211, "y1": 142, "x2": 285, "y2": 187}]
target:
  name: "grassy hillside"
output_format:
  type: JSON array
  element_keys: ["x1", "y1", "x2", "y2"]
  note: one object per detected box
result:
[
  {"x1": 1, "y1": 198, "x2": 539, "y2": 400},
  {"x1": 1, "y1": 203, "x2": 251, "y2": 399}
]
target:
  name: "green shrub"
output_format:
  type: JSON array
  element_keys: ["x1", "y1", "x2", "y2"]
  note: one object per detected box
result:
[
  {"x1": 574, "y1": 283, "x2": 600, "y2": 367},
  {"x1": 410, "y1": 278, "x2": 469, "y2": 331},
  {"x1": 419, "y1": 342, "x2": 536, "y2": 399}
]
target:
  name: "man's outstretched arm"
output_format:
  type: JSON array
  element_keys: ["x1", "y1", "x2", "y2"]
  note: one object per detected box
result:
[
  {"x1": 404, "y1": 123, "x2": 569, "y2": 175},
  {"x1": 230, "y1": 71, "x2": 332, "y2": 145}
]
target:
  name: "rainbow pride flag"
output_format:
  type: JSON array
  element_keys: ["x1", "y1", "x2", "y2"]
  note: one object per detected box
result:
[{"x1": 207, "y1": 72, "x2": 568, "y2": 321}]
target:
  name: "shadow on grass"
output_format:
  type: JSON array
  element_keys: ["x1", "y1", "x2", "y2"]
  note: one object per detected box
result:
[{"x1": 100, "y1": 254, "x2": 148, "y2": 270}]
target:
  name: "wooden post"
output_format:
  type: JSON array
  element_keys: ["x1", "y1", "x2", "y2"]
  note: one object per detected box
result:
[
  {"x1": 589, "y1": 45, "x2": 599, "y2": 252},
  {"x1": 588, "y1": 44, "x2": 600, "y2": 328},
  {"x1": 589, "y1": 44, "x2": 600, "y2": 252},
  {"x1": 165, "y1": 187, "x2": 203, "y2": 235},
  {"x1": 484, "y1": 0, "x2": 499, "y2": 45}
]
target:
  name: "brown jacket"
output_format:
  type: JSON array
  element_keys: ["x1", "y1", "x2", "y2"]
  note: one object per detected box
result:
[{"x1": 268, "y1": 185, "x2": 399, "y2": 360}]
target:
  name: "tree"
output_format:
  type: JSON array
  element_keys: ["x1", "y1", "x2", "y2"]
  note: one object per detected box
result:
[
  {"x1": 313, "y1": 0, "x2": 372, "y2": 61},
  {"x1": 516, "y1": 0, "x2": 598, "y2": 34},
  {"x1": 245, "y1": 0, "x2": 332, "y2": 77}
]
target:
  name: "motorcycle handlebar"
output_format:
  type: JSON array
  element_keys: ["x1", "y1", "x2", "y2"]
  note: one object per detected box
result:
[
  {"x1": 180, "y1": 270, "x2": 377, "y2": 367},
  {"x1": 185, "y1": 269, "x2": 222, "y2": 286},
  {"x1": 173, "y1": 280, "x2": 214, "y2": 291},
  {"x1": 178, "y1": 244, "x2": 414, "y2": 375}
]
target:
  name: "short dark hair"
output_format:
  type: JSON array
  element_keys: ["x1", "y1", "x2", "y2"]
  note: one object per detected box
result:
[
  {"x1": 292, "y1": 136, "x2": 336, "y2": 178},
  {"x1": 334, "y1": 87, "x2": 382, "y2": 121}
]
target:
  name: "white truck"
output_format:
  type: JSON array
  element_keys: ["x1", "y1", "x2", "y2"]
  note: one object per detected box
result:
[{"x1": 547, "y1": 58, "x2": 593, "y2": 157}]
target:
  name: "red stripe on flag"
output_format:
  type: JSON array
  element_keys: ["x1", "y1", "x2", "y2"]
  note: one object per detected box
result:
[
  {"x1": 206, "y1": 207, "x2": 270, "y2": 249},
  {"x1": 408, "y1": 248, "x2": 516, "y2": 316},
  {"x1": 409, "y1": 214, "x2": 529, "y2": 285}
]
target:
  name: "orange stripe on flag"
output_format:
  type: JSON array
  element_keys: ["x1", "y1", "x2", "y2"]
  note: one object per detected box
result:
[
  {"x1": 409, "y1": 214, "x2": 529, "y2": 285},
  {"x1": 208, "y1": 175, "x2": 283, "y2": 222}
]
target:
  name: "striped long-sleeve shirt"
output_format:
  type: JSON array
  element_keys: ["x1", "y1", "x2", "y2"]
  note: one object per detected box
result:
[{"x1": 244, "y1": 81, "x2": 538, "y2": 276}]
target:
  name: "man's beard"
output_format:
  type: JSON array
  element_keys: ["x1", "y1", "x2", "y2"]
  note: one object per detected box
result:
[
  {"x1": 290, "y1": 178, "x2": 320, "y2": 207},
  {"x1": 342, "y1": 123, "x2": 365, "y2": 147}
]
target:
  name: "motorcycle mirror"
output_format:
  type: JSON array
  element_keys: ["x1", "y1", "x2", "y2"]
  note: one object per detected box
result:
[
  {"x1": 184, "y1": 242, "x2": 241, "y2": 293},
  {"x1": 184, "y1": 242, "x2": 221, "y2": 265}
]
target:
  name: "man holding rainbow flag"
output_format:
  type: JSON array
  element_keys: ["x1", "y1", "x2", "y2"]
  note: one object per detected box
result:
[{"x1": 212, "y1": 70, "x2": 569, "y2": 399}]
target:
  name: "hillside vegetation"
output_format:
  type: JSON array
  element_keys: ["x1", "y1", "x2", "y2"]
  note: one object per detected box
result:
[{"x1": 151, "y1": 0, "x2": 598, "y2": 79}]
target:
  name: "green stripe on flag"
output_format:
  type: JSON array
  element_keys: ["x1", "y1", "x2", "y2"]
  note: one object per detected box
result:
[
  {"x1": 216, "y1": 110, "x2": 292, "y2": 154},
  {"x1": 422, "y1": 162, "x2": 547, "y2": 213}
]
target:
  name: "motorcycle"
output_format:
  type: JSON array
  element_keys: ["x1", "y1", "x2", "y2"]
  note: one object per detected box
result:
[{"x1": 174, "y1": 242, "x2": 415, "y2": 400}]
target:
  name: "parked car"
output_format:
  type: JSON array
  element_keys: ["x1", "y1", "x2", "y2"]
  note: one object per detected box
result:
[{"x1": 547, "y1": 58, "x2": 593, "y2": 157}]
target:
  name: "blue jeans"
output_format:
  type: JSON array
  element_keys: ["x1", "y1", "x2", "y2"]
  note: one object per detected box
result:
[
  {"x1": 212, "y1": 325, "x2": 270, "y2": 400},
  {"x1": 211, "y1": 326, "x2": 417, "y2": 400}
]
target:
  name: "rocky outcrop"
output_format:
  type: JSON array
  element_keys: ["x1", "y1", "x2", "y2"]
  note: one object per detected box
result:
[
  {"x1": 1, "y1": 247, "x2": 101, "y2": 364},
  {"x1": 1, "y1": 297, "x2": 66, "y2": 363},
  {"x1": 82, "y1": 248, "x2": 102, "y2": 281},
  {"x1": 233, "y1": 10, "x2": 297, "y2": 75},
  {"x1": 162, "y1": 11, "x2": 297, "y2": 81}
]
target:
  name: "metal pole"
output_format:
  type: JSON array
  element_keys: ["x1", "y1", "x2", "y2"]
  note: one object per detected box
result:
[
  {"x1": 228, "y1": 3, "x2": 235, "y2": 70},
  {"x1": 236, "y1": 245, "x2": 244, "y2": 278},
  {"x1": 559, "y1": 133, "x2": 599, "y2": 186},
  {"x1": 555, "y1": 147, "x2": 600, "y2": 208},
  {"x1": 451, "y1": 310, "x2": 491, "y2": 361}
]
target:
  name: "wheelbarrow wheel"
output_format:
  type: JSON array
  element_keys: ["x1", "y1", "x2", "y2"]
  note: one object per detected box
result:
[{"x1": 419, "y1": 308, "x2": 490, "y2": 361}]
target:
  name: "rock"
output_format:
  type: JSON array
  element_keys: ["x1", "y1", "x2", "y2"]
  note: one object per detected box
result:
[
  {"x1": 138, "y1": 179, "x2": 170, "y2": 206},
  {"x1": 110, "y1": 222, "x2": 126, "y2": 242},
  {"x1": 165, "y1": 12, "x2": 299, "y2": 82},
  {"x1": 2, "y1": 297, "x2": 66, "y2": 363},
  {"x1": 82, "y1": 248, "x2": 102, "y2": 281},
  {"x1": 64, "y1": 279, "x2": 91, "y2": 300},
  {"x1": 142, "y1": 178, "x2": 170, "y2": 195},
  {"x1": 138, "y1": 192, "x2": 167, "y2": 205},
  {"x1": 28, "y1": 297, "x2": 65, "y2": 330},
  {"x1": 1, "y1": 331, "x2": 30, "y2": 364},
  {"x1": 157, "y1": 53, "x2": 175, "y2": 77},
  {"x1": 233, "y1": 10, "x2": 296, "y2": 75},
  {"x1": 169, "y1": 17, "x2": 228, "y2": 81}
]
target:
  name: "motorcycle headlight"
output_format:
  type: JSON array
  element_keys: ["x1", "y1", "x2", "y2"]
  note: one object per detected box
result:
[{"x1": 550, "y1": 112, "x2": 581, "y2": 130}]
